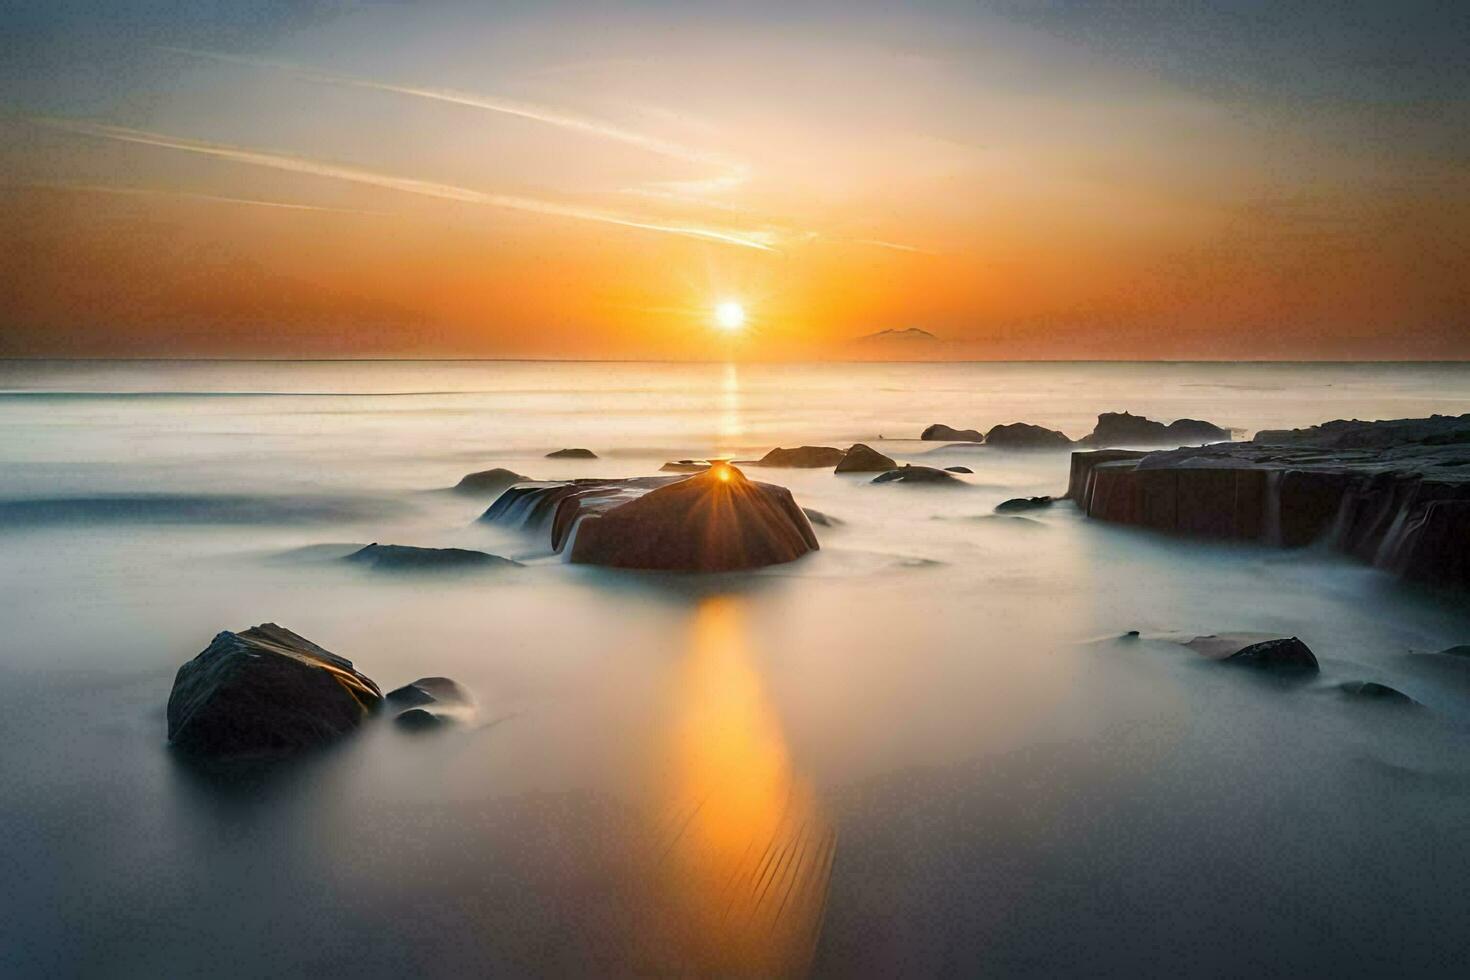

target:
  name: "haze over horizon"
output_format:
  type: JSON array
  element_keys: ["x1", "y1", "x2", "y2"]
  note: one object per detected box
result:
[{"x1": 3, "y1": 1, "x2": 1467, "y2": 360}]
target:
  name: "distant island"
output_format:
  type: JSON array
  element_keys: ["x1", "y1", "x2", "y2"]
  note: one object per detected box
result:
[{"x1": 853, "y1": 327, "x2": 938, "y2": 343}]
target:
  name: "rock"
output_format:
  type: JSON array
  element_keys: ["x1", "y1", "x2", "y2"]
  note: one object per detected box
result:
[
  {"x1": 1067, "y1": 414, "x2": 1470, "y2": 588},
  {"x1": 834, "y1": 443, "x2": 897, "y2": 473},
  {"x1": 1182, "y1": 633, "x2": 1320, "y2": 673},
  {"x1": 394, "y1": 708, "x2": 451, "y2": 731},
  {"x1": 1440, "y1": 645, "x2": 1470, "y2": 658},
  {"x1": 945, "y1": 466, "x2": 973, "y2": 474},
  {"x1": 345, "y1": 543, "x2": 519, "y2": 570},
  {"x1": 546, "y1": 448, "x2": 597, "y2": 459},
  {"x1": 385, "y1": 676, "x2": 472, "y2": 709},
  {"x1": 752, "y1": 446, "x2": 848, "y2": 468},
  {"x1": 453, "y1": 468, "x2": 528, "y2": 495},
  {"x1": 483, "y1": 464, "x2": 818, "y2": 572},
  {"x1": 660, "y1": 459, "x2": 710, "y2": 473},
  {"x1": 802, "y1": 507, "x2": 842, "y2": 527},
  {"x1": 166, "y1": 624, "x2": 382, "y2": 757},
  {"x1": 921, "y1": 423, "x2": 983, "y2": 442},
  {"x1": 871, "y1": 465, "x2": 965, "y2": 486},
  {"x1": 1339, "y1": 681, "x2": 1420, "y2": 706},
  {"x1": 984, "y1": 422, "x2": 1074, "y2": 449},
  {"x1": 1082, "y1": 412, "x2": 1229, "y2": 447},
  {"x1": 1121, "y1": 630, "x2": 1141, "y2": 639},
  {"x1": 995, "y1": 495, "x2": 1054, "y2": 513}
]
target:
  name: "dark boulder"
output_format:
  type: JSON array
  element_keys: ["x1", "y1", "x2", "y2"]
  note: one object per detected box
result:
[
  {"x1": 166, "y1": 624, "x2": 382, "y2": 758},
  {"x1": 945, "y1": 466, "x2": 973, "y2": 474},
  {"x1": 871, "y1": 465, "x2": 965, "y2": 486},
  {"x1": 984, "y1": 423, "x2": 1074, "y2": 449},
  {"x1": 1339, "y1": 681, "x2": 1420, "y2": 706},
  {"x1": 995, "y1": 495, "x2": 1054, "y2": 513},
  {"x1": 453, "y1": 468, "x2": 529, "y2": 495},
  {"x1": 394, "y1": 708, "x2": 450, "y2": 731},
  {"x1": 834, "y1": 443, "x2": 897, "y2": 473},
  {"x1": 385, "y1": 676, "x2": 473, "y2": 709},
  {"x1": 1183, "y1": 633, "x2": 1320, "y2": 673},
  {"x1": 753, "y1": 446, "x2": 848, "y2": 467},
  {"x1": 1083, "y1": 412, "x2": 1228, "y2": 447},
  {"x1": 546, "y1": 448, "x2": 597, "y2": 459},
  {"x1": 345, "y1": 543, "x2": 519, "y2": 570},
  {"x1": 921, "y1": 423, "x2": 983, "y2": 442}
]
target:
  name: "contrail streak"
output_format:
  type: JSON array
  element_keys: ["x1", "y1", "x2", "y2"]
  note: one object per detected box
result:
[
  {"x1": 13, "y1": 180, "x2": 388, "y2": 215},
  {"x1": 159, "y1": 47, "x2": 741, "y2": 171},
  {"x1": 37, "y1": 118, "x2": 777, "y2": 251}
]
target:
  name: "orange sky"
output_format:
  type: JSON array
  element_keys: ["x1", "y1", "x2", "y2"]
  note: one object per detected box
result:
[{"x1": 2, "y1": 2, "x2": 1467, "y2": 359}]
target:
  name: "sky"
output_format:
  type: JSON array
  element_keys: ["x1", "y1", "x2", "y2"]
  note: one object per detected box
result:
[{"x1": 1, "y1": 0, "x2": 1467, "y2": 360}]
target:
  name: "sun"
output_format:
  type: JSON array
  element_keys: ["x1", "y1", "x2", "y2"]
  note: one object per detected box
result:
[{"x1": 714, "y1": 301, "x2": 745, "y2": 331}]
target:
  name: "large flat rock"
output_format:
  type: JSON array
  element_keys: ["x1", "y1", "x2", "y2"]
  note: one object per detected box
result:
[
  {"x1": 1067, "y1": 414, "x2": 1470, "y2": 588},
  {"x1": 482, "y1": 464, "x2": 818, "y2": 571}
]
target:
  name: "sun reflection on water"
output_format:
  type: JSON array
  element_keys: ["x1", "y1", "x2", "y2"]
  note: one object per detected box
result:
[{"x1": 638, "y1": 595, "x2": 834, "y2": 976}]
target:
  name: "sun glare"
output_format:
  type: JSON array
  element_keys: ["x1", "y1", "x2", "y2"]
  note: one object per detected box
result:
[{"x1": 714, "y1": 301, "x2": 745, "y2": 331}]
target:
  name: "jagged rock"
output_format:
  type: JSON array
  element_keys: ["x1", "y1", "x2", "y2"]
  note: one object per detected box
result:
[
  {"x1": 945, "y1": 466, "x2": 973, "y2": 474},
  {"x1": 546, "y1": 448, "x2": 597, "y2": 459},
  {"x1": 1339, "y1": 681, "x2": 1420, "y2": 706},
  {"x1": 660, "y1": 459, "x2": 710, "y2": 473},
  {"x1": 1081, "y1": 412, "x2": 1229, "y2": 447},
  {"x1": 345, "y1": 543, "x2": 519, "y2": 570},
  {"x1": 1183, "y1": 633, "x2": 1320, "y2": 673},
  {"x1": 835, "y1": 443, "x2": 897, "y2": 473},
  {"x1": 871, "y1": 465, "x2": 964, "y2": 486},
  {"x1": 802, "y1": 507, "x2": 841, "y2": 527},
  {"x1": 753, "y1": 446, "x2": 848, "y2": 467},
  {"x1": 483, "y1": 464, "x2": 818, "y2": 571},
  {"x1": 985, "y1": 422, "x2": 1074, "y2": 449},
  {"x1": 166, "y1": 624, "x2": 382, "y2": 757},
  {"x1": 453, "y1": 468, "x2": 528, "y2": 495},
  {"x1": 1067, "y1": 415, "x2": 1470, "y2": 588},
  {"x1": 995, "y1": 495, "x2": 1054, "y2": 513},
  {"x1": 921, "y1": 423, "x2": 983, "y2": 442}
]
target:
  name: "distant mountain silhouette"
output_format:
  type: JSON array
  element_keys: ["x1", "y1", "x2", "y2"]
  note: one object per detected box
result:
[{"x1": 853, "y1": 327, "x2": 938, "y2": 343}]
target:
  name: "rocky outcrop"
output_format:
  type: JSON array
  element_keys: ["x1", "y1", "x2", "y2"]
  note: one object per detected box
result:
[
  {"x1": 985, "y1": 423, "x2": 1074, "y2": 449},
  {"x1": 921, "y1": 423, "x2": 983, "y2": 442},
  {"x1": 453, "y1": 468, "x2": 528, "y2": 495},
  {"x1": 167, "y1": 624, "x2": 382, "y2": 757},
  {"x1": 995, "y1": 495, "x2": 1054, "y2": 513},
  {"x1": 1181, "y1": 633, "x2": 1320, "y2": 673},
  {"x1": 1081, "y1": 412, "x2": 1229, "y2": 447},
  {"x1": 834, "y1": 443, "x2": 897, "y2": 473},
  {"x1": 482, "y1": 465, "x2": 818, "y2": 571},
  {"x1": 871, "y1": 465, "x2": 964, "y2": 486},
  {"x1": 345, "y1": 543, "x2": 519, "y2": 570},
  {"x1": 546, "y1": 448, "x2": 597, "y2": 459},
  {"x1": 1067, "y1": 414, "x2": 1470, "y2": 588},
  {"x1": 386, "y1": 676, "x2": 474, "y2": 729},
  {"x1": 752, "y1": 446, "x2": 849, "y2": 467}
]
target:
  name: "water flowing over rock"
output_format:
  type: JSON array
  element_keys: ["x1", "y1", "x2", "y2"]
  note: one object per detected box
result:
[
  {"x1": 345, "y1": 543, "x2": 520, "y2": 570},
  {"x1": 1081, "y1": 412, "x2": 1230, "y2": 447},
  {"x1": 834, "y1": 443, "x2": 897, "y2": 473},
  {"x1": 985, "y1": 422, "x2": 1074, "y2": 449},
  {"x1": 546, "y1": 448, "x2": 597, "y2": 459},
  {"x1": 1067, "y1": 414, "x2": 1470, "y2": 588},
  {"x1": 921, "y1": 423, "x2": 983, "y2": 442},
  {"x1": 481, "y1": 465, "x2": 818, "y2": 571},
  {"x1": 871, "y1": 465, "x2": 965, "y2": 485},
  {"x1": 752, "y1": 445, "x2": 849, "y2": 467},
  {"x1": 166, "y1": 624, "x2": 382, "y2": 758},
  {"x1": 452, "y1": 468, "x2": 529, "y2": 495}
]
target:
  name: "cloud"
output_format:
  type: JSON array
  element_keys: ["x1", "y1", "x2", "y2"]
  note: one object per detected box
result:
[{"x1": 35, "y1": 118, "x2": 779, "y2": 251}]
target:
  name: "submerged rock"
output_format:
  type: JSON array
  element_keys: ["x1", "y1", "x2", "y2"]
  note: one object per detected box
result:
[
  {"x1": 871, "y1": 465, "x2": 965, "y2": 486},
  {"x1": 945, "y1": 466, "x2": 973, "y2": 474},
  {"x1": 546, "y1": 448, "x2": 597, "y2": 459},
  {"x1": 1183, "y1": 633, "x2": 1320, "y2": 673},
  {"x1": 483, "y1": 464, "x2": 818, "y2": 571},
  {"x1": 985, "y1": 423, "x2": 1074, "y2": 449},
  {"x1": 1067, "y1": 414, "x2": 1470, "y2": 588},
  {"x1": 394, "y1": 707, "x2": 450, "y2": 731},
  {"x1": 1081, "y1": 412, "x2": 1229, "y2": 447},
  {"x1": 802, "y1": 507, "x2": 842, "y2": 527},
  {"x1": 167, "y1": 623, "x2": 382, "y2": 758},
  {"x1": 834, "y1": 443, "x2": 897, "y2": 473},
  {"x1": 345, "y1": 543, "x2": 519, "y2": 570},
  {"x1": 385, "y1": 676, "x2": 473, "y2": 709},
  {"x1": 453, "y1": 468, "x2": 529, "y2": 495},
  {"x1": 995, "y1": 495, "x2": 1054, "y2": 513},
  {"x1": 1339, "y1": 680, "x2": 1420, "y2": 706},
  {"x1": 753, "y1": 446, "x2": 848, "y2": 468},
  {"x1": 660, "y1": 459, "x2": 710, "y2": 473},
  {"x1": 921, "y1": 423, "x2": 983, "y2": 442}
]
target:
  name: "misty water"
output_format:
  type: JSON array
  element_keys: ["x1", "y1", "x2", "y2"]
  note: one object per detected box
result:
[{"x1": 4, "y1": 360, "x2": 1470, "y2": 977}]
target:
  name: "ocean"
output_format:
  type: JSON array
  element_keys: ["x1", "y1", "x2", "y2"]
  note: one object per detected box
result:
[{"x1": 3, "y1": 359, "x2": 1470, "y2": 976}]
